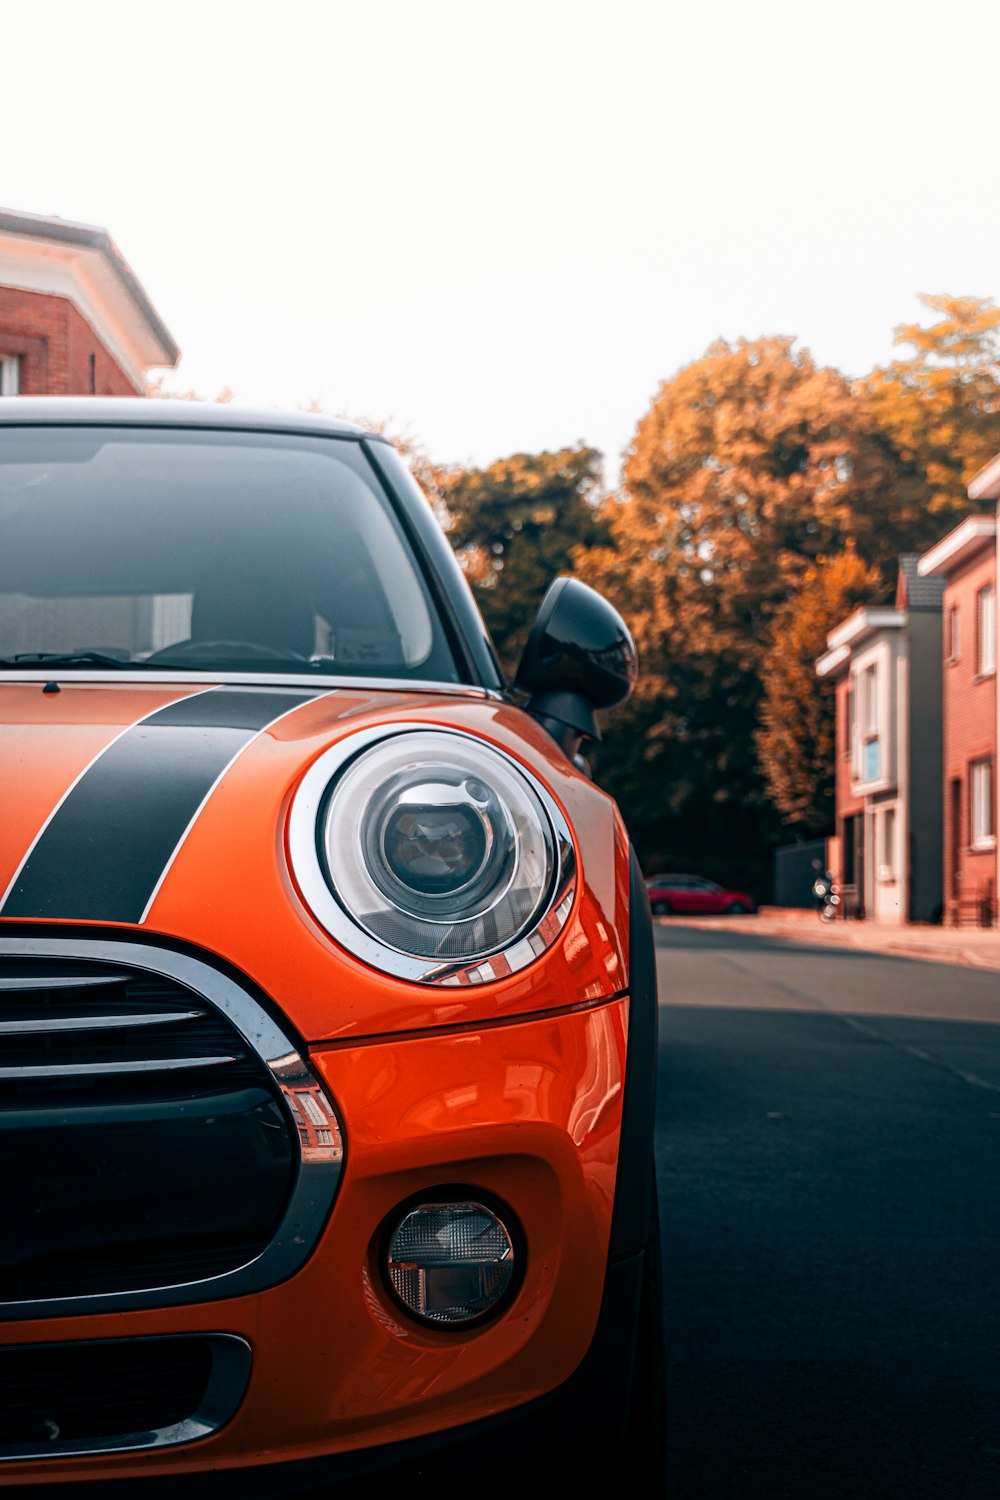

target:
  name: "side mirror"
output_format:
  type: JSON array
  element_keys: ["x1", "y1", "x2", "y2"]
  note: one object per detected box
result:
[{"x1": 514, "y1": 577, "x2": 638, "y2": 758}]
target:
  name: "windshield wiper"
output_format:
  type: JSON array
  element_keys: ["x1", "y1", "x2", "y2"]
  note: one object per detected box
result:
[{"x1": 0, "y1": 652, "x2": 134, "y2": 670}]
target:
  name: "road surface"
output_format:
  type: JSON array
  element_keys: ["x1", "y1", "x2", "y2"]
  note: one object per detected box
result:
[{"x1": 657, "y1": 920, "x2": 1000, "y2": 1499}]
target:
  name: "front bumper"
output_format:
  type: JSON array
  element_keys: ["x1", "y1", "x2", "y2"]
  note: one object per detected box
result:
[{"x1": 0, "y1": 932, "x2": 629, "y2": 1487}]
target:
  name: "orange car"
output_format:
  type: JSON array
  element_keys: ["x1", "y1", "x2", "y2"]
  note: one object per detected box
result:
[{"x1": 0, "y1": 400, "x2": 662, "y2": 1493}]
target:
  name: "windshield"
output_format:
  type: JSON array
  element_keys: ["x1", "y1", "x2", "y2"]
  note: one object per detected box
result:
[{"x1": 0, "y1": 426, "x2": 460, "y2": 681}]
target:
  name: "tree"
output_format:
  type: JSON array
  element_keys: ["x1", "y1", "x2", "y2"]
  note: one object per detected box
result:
[
  {"x1": 755, "y1": 548, "x2": 884, "y2": 833},
  {"x1": 441, "y1": 446, "x2": 609, "y2": 675},
  {"x1": 619, "y1": 336, "x2": 897, "y2": 633},
  {"x1": 866, "y1": 294, "x2": 1000, "y2": 538},
  {"x1": 579, "y1": 338, "x2": 896, "y2": 869}
]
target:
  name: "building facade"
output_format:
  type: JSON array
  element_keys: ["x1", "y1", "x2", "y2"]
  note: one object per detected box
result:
[
  {"x1": 817, "y1": 558, "x2": 944, "y2": 924},
  {"x1": 917, "y1": 517, "x2": 997, "y2": 925},
  {"x1": 0, "y1": 208, "x2": 178, "y2": 396}
]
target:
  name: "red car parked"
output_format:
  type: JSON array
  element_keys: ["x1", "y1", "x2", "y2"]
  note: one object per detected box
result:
[{"x1": 645, "y1": 873, "x2": 756, "y2": 916}]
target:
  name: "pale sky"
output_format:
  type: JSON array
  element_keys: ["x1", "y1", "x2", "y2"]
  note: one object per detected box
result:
[{"x1": 4, "y1": 0, "x2": 999, "y2": 482}]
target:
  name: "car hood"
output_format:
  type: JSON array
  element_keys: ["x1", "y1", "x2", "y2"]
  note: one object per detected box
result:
[{"x1": 0, "y1": 680, "x2": 628, "y2": 1041}]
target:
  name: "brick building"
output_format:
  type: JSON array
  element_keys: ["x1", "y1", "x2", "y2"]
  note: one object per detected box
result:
[
  {"x1": 908, "y1": 446, "x2": 1000, "y2": 929},
  {"x1": 917, "y1": 516, "x2": 996, "y2": 925},
  {"x1": 0, "y1": 208, "x2": 178, "y2": 397},
  {"x1": 817, "y1": 558, "x2": 944, "y2": 924}
]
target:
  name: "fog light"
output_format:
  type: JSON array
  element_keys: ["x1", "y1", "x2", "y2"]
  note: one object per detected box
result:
[{"x1": 385, "y1": 1200, "x2": 516, "y2": 1326}]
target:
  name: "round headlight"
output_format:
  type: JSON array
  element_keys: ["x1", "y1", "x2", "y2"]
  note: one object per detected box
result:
[
  {"x1": 287, "y1": 726, "x2": 576, "y2": 984},
  {"x1": 321, "y1": 733, "x2": 553, "y2": 961}
]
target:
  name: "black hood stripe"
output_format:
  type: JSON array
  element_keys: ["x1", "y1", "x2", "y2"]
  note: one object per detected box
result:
[{"x1": 1, "y1": 688, "x2": 322, "y2": 925}]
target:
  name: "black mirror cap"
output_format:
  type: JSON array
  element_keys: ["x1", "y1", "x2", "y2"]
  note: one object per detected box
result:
[{"x1": 514, "y1": 577, "x2": 638, "y2": 741}]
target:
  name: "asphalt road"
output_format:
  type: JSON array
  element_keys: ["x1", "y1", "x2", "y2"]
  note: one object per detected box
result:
[{"x1": 656, "y1": 920, "x2": 1000, "y2": 1500}]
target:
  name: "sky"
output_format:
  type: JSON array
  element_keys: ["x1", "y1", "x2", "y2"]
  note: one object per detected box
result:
[{"x1": 3, "y1": 0, "x2": 1000, "y2": 483}]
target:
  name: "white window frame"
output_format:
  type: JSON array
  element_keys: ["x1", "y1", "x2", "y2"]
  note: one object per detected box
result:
[
  {"x1": 977, "y1": 585, "x2": 996, "y2": 676},
  {"x1": 861, "y1": 663, "x2": 878, "y2": 736},
  {"x1": 850, "y1": 638, "x2": 898, "y2": 793},
  {"x1": 946, "y1": 604, "x2": 960, "y2": 663},
  {"x1": 0, "y1": 354, "x2": 19, "y2": 396},
  {"x1": 971, "y1": 759, "x2": 995, "y2": 850},
  {"x1": 856, "y1": 661, "x2": 881, "y2": 782}
]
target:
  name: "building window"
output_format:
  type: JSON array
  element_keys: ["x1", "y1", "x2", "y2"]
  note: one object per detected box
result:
[
  {"x1": 860, "y1": 663, "x2": 880, "y2": 780},
  {"x1": 977, "y1": 585, "x2": 996, "y2": 676},
  {"x1": 946, "y1": 604, "x2": 960, "y2": 663},
  {"x1": 971, "y1": 760, "x2": 994, "y2": 849},
  {"x1": 844, "y1": 683, "x2": 854, "y2": 756},
  {"x1": 0, "y1": 355, "x2": 19, "y2": 396}
]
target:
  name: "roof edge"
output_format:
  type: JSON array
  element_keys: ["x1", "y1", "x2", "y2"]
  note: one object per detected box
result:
[
  {"x1": 816, "y1": 643, "x2": 850, "y2": 678},
  {"x1": 969, "y1": 451, "x2": 1000, "y2": 502},
  {"x1": 0, "y1": 207, "x2": 179, "y2": 367},
  {"x1": 825, "y1": 607, "x2": 905, "y2": 653},
  {"x1": 917, "y1": 515, "x2": 996, "y2": 577},
  {"x1": 0, "y1": 395, "x2": 369, "y2": 436}
]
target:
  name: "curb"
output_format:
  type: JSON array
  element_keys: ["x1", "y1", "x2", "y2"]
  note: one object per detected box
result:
[{"x1": 655, "y1": 914, "x2": 1000, "y2": 973}]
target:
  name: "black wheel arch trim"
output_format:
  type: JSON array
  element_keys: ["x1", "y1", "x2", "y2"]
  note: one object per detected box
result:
[{"x1": 608, "y1": 841, "x2": 659, "y2": 1258}]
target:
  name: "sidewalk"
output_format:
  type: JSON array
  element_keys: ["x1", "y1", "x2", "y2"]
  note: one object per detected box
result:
[{"x1": 665, "y1": 906, "x2": 1000, "y2": 973}]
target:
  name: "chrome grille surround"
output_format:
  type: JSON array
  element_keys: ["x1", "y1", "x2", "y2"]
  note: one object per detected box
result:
[{"x1": 0, "y1": 935, "x2": 344, "y2": 1321}]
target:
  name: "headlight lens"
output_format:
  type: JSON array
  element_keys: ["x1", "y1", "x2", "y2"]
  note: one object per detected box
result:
[
  {"x1": 321, "y1": 733, "x2": 555, "y2": 961},
  {"x1": 287, "y1": 725, "x2": 576, "y2": 984}
]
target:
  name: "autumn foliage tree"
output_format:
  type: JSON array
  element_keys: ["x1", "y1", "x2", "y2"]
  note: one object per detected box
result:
[
  {"x1": 754, "y1": 548, "x2": 885, "y2": 833},
  {"x1": 866, "y1": 294, "x2": 1000, "y2": 539},
  {"x1": 579, "y1": 337, "x2": 898, "y2": 873},
  {"x1": 578, "y1": 304, "x2": 1000, "y2": 881}
]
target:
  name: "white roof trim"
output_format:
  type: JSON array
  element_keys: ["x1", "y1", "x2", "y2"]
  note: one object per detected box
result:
[
  {"x1": 816, "y1": 643, "x2": 850, "y2": 678},
  {"x1": 0, "y1": 232, "x2": 176, "y2": 388},
  {"x1": 917, "y1": 515, "x2": 996, "y2": 576},
  {"x1": 825, "y1": 607, "x2": 905, "y2": 652},
  {"x1": 968, "y1": 452, "x2": 1000, "y2": 502}
]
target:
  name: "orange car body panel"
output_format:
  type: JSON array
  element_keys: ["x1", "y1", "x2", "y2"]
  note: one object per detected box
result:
[{"x1": 0, "y1": 682, "x2": 633, "y2": 1484}]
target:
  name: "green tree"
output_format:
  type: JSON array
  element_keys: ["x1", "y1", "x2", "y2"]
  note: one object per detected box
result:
[
  {"x1": 755, "y1": 547, "x2": 885, "y2": 833},
  {"x1": 442, "y1": 446, "x2": 609, "y2": 675}
]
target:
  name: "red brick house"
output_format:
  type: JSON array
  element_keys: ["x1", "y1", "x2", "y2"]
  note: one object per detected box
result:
[
  {"x1": 916, "y1": 465, "x2": 1000, "y2": 925},
  {"x1": 0, "y1": 207, "x2": 178, "y2": 397}
]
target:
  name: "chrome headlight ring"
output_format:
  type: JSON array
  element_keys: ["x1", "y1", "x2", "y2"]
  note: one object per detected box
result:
[{"x1": 287, "y1": 725, "x2": 576, "y2": 986}]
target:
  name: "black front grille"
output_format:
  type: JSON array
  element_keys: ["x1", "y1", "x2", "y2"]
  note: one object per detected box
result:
[
  {"x1": 0, "y1": 958, "x2": 297, "y2": 1304},
  {"x1": 0, "y1": 1337, "x2": 211, "y2": 1446},
  {"x1": 0, "y1": 1335, "x2": 248, "y2": 1455},
  {"x1": 0, "y1": 964, "x2": 263, "y2": 1087}
]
